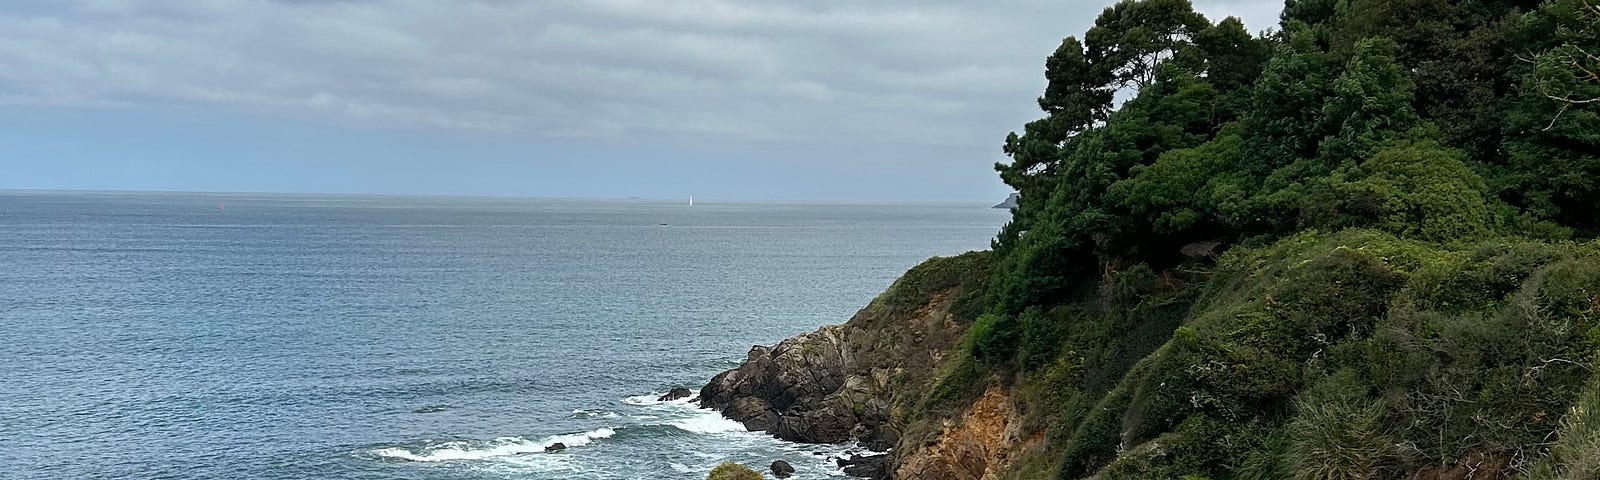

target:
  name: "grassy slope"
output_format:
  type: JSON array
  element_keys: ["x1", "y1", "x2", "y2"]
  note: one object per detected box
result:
[{"x1": 918, "y1": 230, "x2": 1600, "y2": 479}]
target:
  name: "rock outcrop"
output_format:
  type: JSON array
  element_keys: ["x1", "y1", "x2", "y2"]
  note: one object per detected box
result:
[
  {"x1": 699, "y1": 252, "x2": 993, "y2": 478},
  {"x1": 992, "y1": 193, "x2": 1019, "y2": 209},
  {"x1": 698, "y1": 286, "x2": 973, "y2": 447},
  {"x1": 838, "y1": 454, "x2": 890, "y2": 478},
  {"x1": 770, "y1": 460, "x2": 795, "y2": 478},
  {"x1": 699, "y1": 325, "x2": 865, "y2": 443},
  {"x1": 658, "y1": 387, "x2": 693, "y2": 402}
]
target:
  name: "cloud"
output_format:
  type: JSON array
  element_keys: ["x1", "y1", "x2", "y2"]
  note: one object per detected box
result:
[{"x1": 0, "y1": 0, "x2": 1285, "y2": 155}]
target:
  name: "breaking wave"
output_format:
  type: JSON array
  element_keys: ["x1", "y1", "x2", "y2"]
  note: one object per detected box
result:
[
  {"x1": 668, "y1": 411, "x2": 747, "y2": 434},
  {"x1": 371, "y1": 428, "x2": 615, "y2": 462}
]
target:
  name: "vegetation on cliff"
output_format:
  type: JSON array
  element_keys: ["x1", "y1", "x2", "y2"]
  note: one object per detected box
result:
[
  {"x1": 698, "y1": 0, "x2": 1598, "y2": 477},
  {"x1": 707, "y1": 462, "x2": 765, "y2": 480},
  {"x1": 939, "y1": 0, "x2": 1600, "y2": 478}
]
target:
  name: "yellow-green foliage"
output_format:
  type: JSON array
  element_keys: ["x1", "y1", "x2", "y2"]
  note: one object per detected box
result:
[
  {"x1": 707, "y1": 461, "x2": 763, "y2": 480},
  {"x1": 1323, "y1": 138, "x2": 1494, "y2": 242}
]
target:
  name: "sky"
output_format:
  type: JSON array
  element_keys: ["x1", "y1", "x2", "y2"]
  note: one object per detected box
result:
[{"x1": 0, "y1": 0, "x2": 1283, "y2": 201}]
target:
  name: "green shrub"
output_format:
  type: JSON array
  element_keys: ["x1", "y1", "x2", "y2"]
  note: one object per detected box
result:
[
  {"x1": 1286, "y1": 371, "x2": 1392, "y2": 480},
  {"x1": 1021, "y1": 352, "x2": 1084, "y2": 425},
  {"x1": 1371, "y1": 263, "x2": 1596, "y2": 463},
  {"x1": 1058, "y1": 379, "x2": 1137, "y2": 479},
  {"x1": 927, "y1": 228, "x2": 1597, "y2": 479},
  {"x1": 707, "y1": 462, "x2": 763, "y2": 480},
  {"x1": 874, "y1": 251, "x2": 991, "y2": 318},
  {"x1": 1523, "y1": 373, "x2": 1600, "y2": 480},
  {"x1": 1234, "y1": 426, "x2": 1291, "y2": 480},
  {"x1": 1192, "y1": 238, "x2": 1405, "y2": 404},
  {"x1": 921, "y1": 348, "x2": 986, "y2": 416},
  {"x1": 1332, "y1": 139, "x2": 1495, "y2": 242},
  {"x1": 968, "y1": 312, "x2": 1021, "y2": 365},
  {"x1": 1020, "y1": 306, "x2": 1072, "y2": 371},
  {"x1": 1121, "y1": 343, "x2": 1202, "y2": 445}
]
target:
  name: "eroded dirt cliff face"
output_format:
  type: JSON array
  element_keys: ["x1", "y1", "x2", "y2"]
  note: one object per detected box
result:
[{"x1": 893, "y1": 385, "x2": 1024, "y2": 480}]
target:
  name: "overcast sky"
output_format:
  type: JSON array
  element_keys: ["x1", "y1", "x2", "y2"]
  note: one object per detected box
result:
[{"x1": 0, "y1": 0, "x2": 1281, "y2": 201}]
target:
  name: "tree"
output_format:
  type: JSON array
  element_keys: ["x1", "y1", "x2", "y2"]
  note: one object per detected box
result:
[
  {"x1": 999, "y1": 37, "x2": 1112, "y2": 200},
  {"x1": 1317, "y1": 38, "x2": 1420, "y2": 165},
  {"x1": 1498, "y1": 0, "x2": 1600, "y2": 233},
  {"x1": 1530, "y1": 0, "x2": 1600, "y2": 108},
  {"x1": 1196, "y1": 17, "x2": 1272, "y2": 95},
  {"x1": 1240, "y1": 23, "x2": 1337, "y2": 174},
  {"x1": 1085, "y1": 0, "x2": 1212, "y2": 90}
]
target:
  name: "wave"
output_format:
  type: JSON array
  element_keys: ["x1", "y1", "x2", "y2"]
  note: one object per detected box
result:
[
  {"x1": 668, "y1": 411, "x2": 747, "y2": 434},
  {"x1": 622, "y1": 391, "x2": 745, "y2": 435},
  {"x1": 622, "y1": 392, "x2": 699, "y2": 407},
  {"x1": 371, "y1": 428, "x2": 615, "y2": 462},
  {"x1": 571, "y1": 408, "x2": 621, "y2": 419}
]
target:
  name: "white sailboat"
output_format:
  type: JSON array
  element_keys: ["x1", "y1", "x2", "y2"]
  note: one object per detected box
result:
[{"x1": 689, "y1": 196, "x2": 694, "y2": 206}]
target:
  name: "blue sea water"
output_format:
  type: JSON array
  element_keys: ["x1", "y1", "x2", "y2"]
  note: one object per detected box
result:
[{"x1": 0, "y1": 191, "x2": 1007, "y2": 480}]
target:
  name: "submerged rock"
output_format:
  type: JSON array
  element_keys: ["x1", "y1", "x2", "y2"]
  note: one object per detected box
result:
[
  {"x1": 544, "y1": 442, "x2": 566, "y2": 452},
  {"x1": 657, "y1": 387, "x2": 693, "y2": 402},
  {"x1": 770, "y1": 459, "x2": 795, "y2": 478}
]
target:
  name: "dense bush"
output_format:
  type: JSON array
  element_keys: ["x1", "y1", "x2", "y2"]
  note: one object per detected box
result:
[
  {"x1": 958, "y1": 229, "x2": 1600, "y2": 479},
  {"x1": 929, "y1": 0, "x2": 1600, "y2": 477},
  {"x1": 1286, "y1": 370, "x2": 1392, "y2": 480}
]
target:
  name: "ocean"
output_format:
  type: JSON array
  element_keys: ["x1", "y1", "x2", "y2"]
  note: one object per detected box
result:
[{"x1": 0, "y1": 191, "x2": 1008, "y2": 480}]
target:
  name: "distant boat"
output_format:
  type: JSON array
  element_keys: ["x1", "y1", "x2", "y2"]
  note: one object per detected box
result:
[{"x1": 689, "y1": 196, "x2": 694, "y2": 206}]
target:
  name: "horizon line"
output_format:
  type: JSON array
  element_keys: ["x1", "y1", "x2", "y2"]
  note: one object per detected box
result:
[{"x1": 0, "y1": 187, "x2": 1011, "y2": 206}]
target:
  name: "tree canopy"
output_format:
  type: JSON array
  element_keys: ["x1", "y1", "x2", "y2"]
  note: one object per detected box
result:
[
  {"x1": 958, "y1": 0, "x2": 1600, "y2": 477},
  {"x1": 989, "y1": 0, "x2": 1600, "y2": 315}
]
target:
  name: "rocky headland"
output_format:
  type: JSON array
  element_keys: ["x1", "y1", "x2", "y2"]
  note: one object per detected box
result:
[{"x1": 699, "y1": 252, "x2": 1023, "y2": 479}]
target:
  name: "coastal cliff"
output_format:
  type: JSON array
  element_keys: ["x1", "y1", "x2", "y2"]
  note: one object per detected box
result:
[
  {"x1": 701, "y1": 251, "x2": 1061, "y2": 479},
  {"x1": 700, "y1": 0, "x2": 1600, "y2": 474},
  {"x1": 699, "y1": 252, "x2": 1000, "y2": 477},
  {"x1": 702, "y1": 231, "x2": 1600, "y2": 479}
]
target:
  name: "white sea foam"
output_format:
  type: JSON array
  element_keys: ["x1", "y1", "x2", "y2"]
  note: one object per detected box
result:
[
  {"x1": 669, "y1": 411, "x2": 748, "y2": 434},
  {"x1": 622, "y1": 392, "x2": 699, "y2": 407},
  {"x1": 620, "y1": 391, "x2": 744, "y2": 435},
  {"x1": 571, "y1": 408, "x2": 620, "y2": 419},
  {"x1": 371, "y1": 428, "x2": 616, "y2": 462}
]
